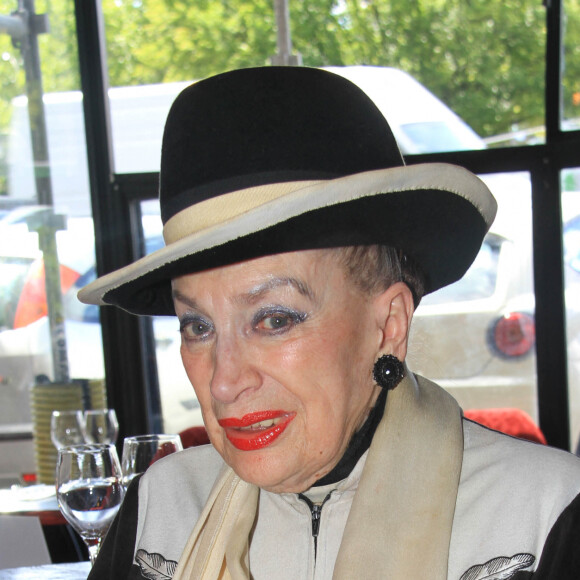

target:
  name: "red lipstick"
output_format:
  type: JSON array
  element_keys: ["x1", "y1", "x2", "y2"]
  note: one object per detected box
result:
[{"x1": 218, "y1": 410, "x2": 296, "y2": 451}]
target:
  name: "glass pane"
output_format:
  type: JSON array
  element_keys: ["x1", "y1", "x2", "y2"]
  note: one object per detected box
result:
[
  {"x1": 109, "y1": 83, "x2": 190, "y2": 173},
  {"x1": 143, "y1": 176, "x2": 536, "y2": 433},
  {"x1": 563, "y1": 170, "x2": 580, "y2": 450},
  {"x1": 563, "y1": 0, "x2": 580, "y2": 129},
  {"x1": 102, "y1": 0, "x2": 546, "y2": 167},
  {"x1": 0, "y1": 1, "x2": 104, "y2": 486},
  {"x1": 140, "y1": 201, "x2": 203, "y2": 434},
  {"x1": 408, "y1": 173, "x2": 538, "y2": 420}
]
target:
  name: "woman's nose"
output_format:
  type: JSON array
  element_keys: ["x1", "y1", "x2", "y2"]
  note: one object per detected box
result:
[{"x1": 209, "y1": 337, "x2": 261, "y2": 404}]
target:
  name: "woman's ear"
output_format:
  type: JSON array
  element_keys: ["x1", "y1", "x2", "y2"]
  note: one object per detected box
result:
[{"x1": 373, "y1": 282, "x2": 415, "y2": 361}]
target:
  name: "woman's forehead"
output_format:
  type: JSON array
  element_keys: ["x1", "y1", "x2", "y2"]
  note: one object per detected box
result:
[
  {"x1": 175, "y1": 249, "x2": 341, "y2": 283},
  {"x1": 171, "y1": 249, "x2": 348, "y2": 300}
]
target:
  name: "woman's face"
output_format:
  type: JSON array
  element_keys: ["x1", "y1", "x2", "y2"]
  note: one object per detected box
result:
[{"x1": 172, "y1": 249, "x2": 386, "y2": 493}]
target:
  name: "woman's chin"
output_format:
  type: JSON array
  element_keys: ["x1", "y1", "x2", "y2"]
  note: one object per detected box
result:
[
  {"x1": 240, "y1": 472, "x2": 315, "y2": 494},
  {"x1": 225, "y1": 447, "x2": 332, "y2": 493},
  {"x1": 223, "y1": 452, "x2": 303, "y2": 493}
]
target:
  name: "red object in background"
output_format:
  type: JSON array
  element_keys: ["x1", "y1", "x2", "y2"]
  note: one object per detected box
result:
[
  {"x1": 491, "y1": 312, "x2": 536, "y2": 358},
  {"x1": 179, "y1": 426, "x2": 211, "y2": 448},
  {"x1": 13, "y1": 260, "x2": 80, "y2": 328},
  {"x1": 464, "y1": 407, "x2": 547, "y2": 445},
  {"x1": 21, "y1": 473, "x2": 37, "y2": 484},
  {"x1": 151, "y1": 442, "x2": 180, "y2": 464}
]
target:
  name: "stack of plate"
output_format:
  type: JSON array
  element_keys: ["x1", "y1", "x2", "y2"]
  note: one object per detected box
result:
[{"x1": 30, "y1": 379, "x2": 107, "y2": 484}]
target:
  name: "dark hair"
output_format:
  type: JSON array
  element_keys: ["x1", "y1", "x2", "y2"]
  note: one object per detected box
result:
[{"x1": 334, "y1": 245, "x2": 426, "y2": 308}]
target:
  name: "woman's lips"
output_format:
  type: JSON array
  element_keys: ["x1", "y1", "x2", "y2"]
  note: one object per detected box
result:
[{"x1": 218, "y1": 410, "x2": 296, "y2": 451}]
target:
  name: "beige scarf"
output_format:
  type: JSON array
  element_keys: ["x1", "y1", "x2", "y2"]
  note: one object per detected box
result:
[{"x1": 172, "y1": 371, "x2": 464, "y2": 580}]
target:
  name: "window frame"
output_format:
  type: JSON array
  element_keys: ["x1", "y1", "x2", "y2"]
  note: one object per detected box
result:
[{"x1": 74, "y1": 0, "x2": 579, "y2": 449}]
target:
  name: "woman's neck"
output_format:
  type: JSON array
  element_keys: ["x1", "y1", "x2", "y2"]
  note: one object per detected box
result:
[{"x1": 312, "y1": 387, "x2": 388, "y2": 487}]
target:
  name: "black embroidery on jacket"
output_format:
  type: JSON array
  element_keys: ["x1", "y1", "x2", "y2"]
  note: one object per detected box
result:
[{"x1": 135, "y1": 549, "x2": 178, "y2": 579}]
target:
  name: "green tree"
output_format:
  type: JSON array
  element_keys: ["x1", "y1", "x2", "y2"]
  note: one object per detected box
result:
[
  {"x1": 102, "y1": 0, "x2": 277, "y2": 84},
  {"x1": 290, "y1": 0, "x2": 548, "y2": 137},
  {"x1": 2, "y1": 0, "x2": 580, "y2": 147},
  {"x1": 563, "y1": 0, "x2": 580, "y2": 124}
]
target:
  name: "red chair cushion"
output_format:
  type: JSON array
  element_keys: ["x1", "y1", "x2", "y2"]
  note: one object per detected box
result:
[{"x1": 464, "y1": 408, "x2": 547, "y2": 445}]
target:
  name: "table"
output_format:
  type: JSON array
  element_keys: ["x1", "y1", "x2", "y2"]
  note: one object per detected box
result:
[
  {"x1": 0, "y1": 485, "x2": 66, "y2": 526},
  {"x1": 0, "y1": 485, "x2": 89, "y2": 563},
  {"x1": 0, "y1": 562, "x2": 90, "y2": 579}
]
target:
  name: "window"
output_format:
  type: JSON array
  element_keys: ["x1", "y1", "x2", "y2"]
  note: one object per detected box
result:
[
  {"x1": 0, "y1": 1, "x2": 104, "y2": 486},
  {"x1": 0, "y1": 0, "x2": 578, "y2": 488},
  {"x1": 563, "y1": 170, "x2": 580, "y2": 448},
  {"x1": 563, "y1": 0, "x2": 580, "y2": 129},
  {"x1": 411, "y1": 173, "x2": 537, "y2": 418},
  {"x1": 94, "y1": 0, "x2": 580, "y2": 450}
]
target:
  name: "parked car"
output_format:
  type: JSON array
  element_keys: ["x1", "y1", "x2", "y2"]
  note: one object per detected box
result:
[{"x1": 1, "y1": 66, "x2": 578, "y2": 485}]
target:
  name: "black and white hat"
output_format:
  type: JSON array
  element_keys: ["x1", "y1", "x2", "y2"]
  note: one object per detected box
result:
[{"x1": 79, "y1": 66, "x2": 497, "y2": 315}]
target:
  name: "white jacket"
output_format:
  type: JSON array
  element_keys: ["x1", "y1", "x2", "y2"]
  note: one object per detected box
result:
[
  {"x1": 89, "y1": 374, "x2": 580, "y2": 580},
  {"x1": 126, "y1": 419, "x2": 580, "y2": 579}
]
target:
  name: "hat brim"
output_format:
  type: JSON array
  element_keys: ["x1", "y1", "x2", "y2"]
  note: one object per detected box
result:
[{"x1": 78, "y1": 163, "x2": 496, "y2": 316}]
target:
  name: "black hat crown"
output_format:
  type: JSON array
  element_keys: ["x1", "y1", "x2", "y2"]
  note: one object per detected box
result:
[{"x1": 160, "y1": 66, "x2": 404, "y2": 224}]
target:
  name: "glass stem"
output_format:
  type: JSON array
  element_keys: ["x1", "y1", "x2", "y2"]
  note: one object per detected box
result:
[{"x1": 84, "y1": 537, "x2": 102, "y2": 567}]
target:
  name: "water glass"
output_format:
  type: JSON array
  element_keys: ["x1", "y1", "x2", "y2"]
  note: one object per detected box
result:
[
  {"x1": 84, "y1": 409, "x2": 119, "y2": 444},
  {"x1": 51, "y1": 410, "x2": 86, "y2": 450},
  {"x1": 56, "y1": 443, "x2": 125, "y2": 566},
  {"x1": 121, "y1": 434, "x2": 183, "y2": 487}
]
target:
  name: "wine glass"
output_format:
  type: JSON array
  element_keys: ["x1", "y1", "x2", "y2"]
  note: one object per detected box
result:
[
  {"x1": 84, "y1": 409, "x2": 119, "y2": 444},
  {"x1": 51, "y1": 410, "x2": 86, "y2": 450},
  {"x1": 56, "y1": 444, "x2": 125, "y2": 566},
  {"x1": 121, "y1": 434, "x2": 183, "y2": 487}
]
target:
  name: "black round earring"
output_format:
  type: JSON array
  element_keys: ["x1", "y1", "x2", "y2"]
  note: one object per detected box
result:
[{"x1": 373, "y1": 354, "x2": 405, "y2": 390}]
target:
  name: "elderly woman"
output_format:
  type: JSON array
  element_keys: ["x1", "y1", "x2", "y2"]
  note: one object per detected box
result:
[{"x1": 81, "y1": 67, "x2": 580, "y2": 580}]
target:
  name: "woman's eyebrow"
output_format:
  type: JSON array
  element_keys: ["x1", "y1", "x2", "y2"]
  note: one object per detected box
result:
[
  {"x1": 171, "y1": 289, "x2": 200, "y2": 310},
  {"x1": 239, "y1": 277, "x2": 314, "y2": 305}
]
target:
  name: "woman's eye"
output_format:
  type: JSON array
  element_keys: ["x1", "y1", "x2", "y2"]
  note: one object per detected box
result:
[
  {"x1": 254, "y1": 309, "x2": 306, "y2": 333},
  {"x1": 261, "y1": 315, "x2": 291, "y2": 330},
  {"x1": 180, "y1": 318, "x2": 212, "y2": 340}
]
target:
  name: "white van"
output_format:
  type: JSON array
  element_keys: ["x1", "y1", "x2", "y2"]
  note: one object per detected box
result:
[{"x1": 324, "y1": 66, "x2": 485, "y2": 153}]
